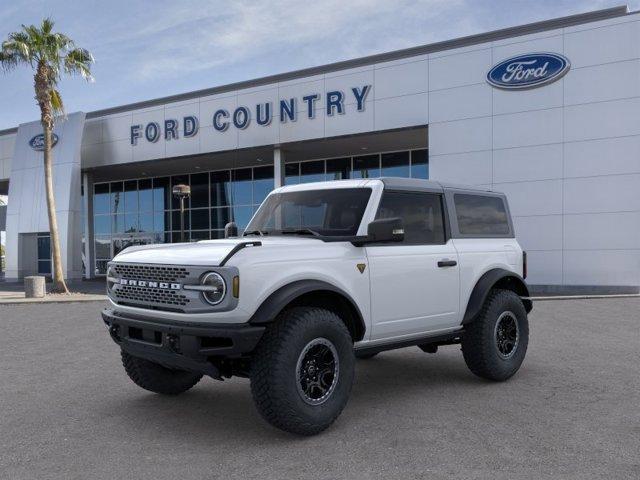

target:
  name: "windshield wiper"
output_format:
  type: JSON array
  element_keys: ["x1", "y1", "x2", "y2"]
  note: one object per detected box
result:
[
  {"x1": 243, "y1": 229, "x2": 268, "y2": 237},
  {"x1": 276, "y1": 228, "x2": 321, "y2": 237}
]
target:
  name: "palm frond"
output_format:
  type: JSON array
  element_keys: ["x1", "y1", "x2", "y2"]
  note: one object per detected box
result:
[
  {"x1": 50, "y1": 88, "x2": 64, "y2": 116},
  {"x1": 64, "y1": 47, "x2": 94, "y2": 81}
]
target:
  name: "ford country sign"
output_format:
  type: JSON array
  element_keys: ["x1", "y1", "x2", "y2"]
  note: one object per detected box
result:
[
  {"x1": 487, "y1": 53, "x2": 570, "y2": 90},
  {"x1": 29, "y1": 133, "x2": 59, "y2": 151}
]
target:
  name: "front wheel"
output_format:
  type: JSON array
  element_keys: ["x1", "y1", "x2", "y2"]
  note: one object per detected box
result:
[
  {"x1": 461, "y1": 289, "x2": 529, "y2": 381},
  {"x1": 250, "y1": 307, "x2": 355, "y2": 436}
]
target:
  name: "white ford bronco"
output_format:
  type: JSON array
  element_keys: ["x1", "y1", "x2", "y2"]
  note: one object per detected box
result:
[{"x1": 102, "y1": 178, "x2": 532, "y2": 435}]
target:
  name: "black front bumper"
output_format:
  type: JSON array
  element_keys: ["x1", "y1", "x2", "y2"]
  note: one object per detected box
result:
[{"x1": 101, "y1": 308, "x2": 265, "y2": 378}]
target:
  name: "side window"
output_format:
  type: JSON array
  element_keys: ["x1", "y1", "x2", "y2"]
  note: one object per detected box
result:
[
  {"x1": 375, "y1": 191, "x2": 445, "y2": 244},
  {"x1": 454, "y1": 194, "x2": 510, "y2": 236}
]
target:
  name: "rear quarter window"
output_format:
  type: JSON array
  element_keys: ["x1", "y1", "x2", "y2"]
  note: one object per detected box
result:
[{"x1": 453, "y1": 194, "x2": 511, "y2": 236}]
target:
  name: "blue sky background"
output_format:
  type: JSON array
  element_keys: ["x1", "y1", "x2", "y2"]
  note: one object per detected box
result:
[{"x1": 0, "y1": 0, "x2": 638, "y2": 130}]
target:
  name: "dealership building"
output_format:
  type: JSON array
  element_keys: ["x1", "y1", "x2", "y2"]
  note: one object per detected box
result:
[{"x1": 0, "y1": 5, "x2": 638, "y2": 293}]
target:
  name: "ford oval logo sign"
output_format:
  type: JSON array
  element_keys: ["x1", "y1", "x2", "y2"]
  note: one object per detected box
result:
[
  {"x1": 487, "y1": 53, "x2": 570, "y2": 90},
  {"x1": 29, "y1": 133, "x2": 59, "y2": 151}
]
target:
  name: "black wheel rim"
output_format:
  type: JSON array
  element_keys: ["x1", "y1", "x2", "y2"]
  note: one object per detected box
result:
[
  {"x1": 494, "y1": 311, "x2": 519, "y2": 359},
  {"x1": 295, "y1": 338, "x2": 339, "y2": 405}
]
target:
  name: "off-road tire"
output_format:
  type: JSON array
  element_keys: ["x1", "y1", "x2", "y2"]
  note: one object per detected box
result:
[
  {"x1": 121, "y1": 351, "x2": 202, "y2": 395},
  {"x1": 250, "y1": 307, "x2": 355, "y2": 436},
  {"x1": 461, "y1": 289, "x2": 529, "y2": 381}
]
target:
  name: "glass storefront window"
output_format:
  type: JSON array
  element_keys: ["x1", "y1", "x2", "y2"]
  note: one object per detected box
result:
[
  {"x1": 153, "y1": 177, "x2": 170, "y2": 211},
  {"x1": 232, "y1": 205, "x2": 254, "y2": 229},
  {"x1": 300, "y1": 160, "x2": 325, "y2": 184},
  {"x1": 253, "y1": 166, "x2": 273, "y2": 205},
  {"x1": 211, "y1": 207, "x2": 231, "y2": 230},
  {"x1": 232, "y1": 168, "x2": 253, "y2": 206},
  {"x1": 190, "y1": 172, "x2": 209, "y2": 208},
  {"x1": 211, "y1": 171, "x2": 231, "y2": 207},
  {"x1": 381, "y1": 151, "x2": 410, "y2": 177},
  {"x1": 171, "y1": 210, "x2": 190, "y2": 232},
  {"x1": 138, "y1": 179, "x2": 153, "y2": 212},
  {"x1": 411, "y1": 149, "x2": 429, "y2": 179},
  {"x1": 94, "y1": 183, "x2": 110, "y2": 214},
  {"x1": 190, "y1": 208, "x2": 210, "y2": 230},
  {"x1": 353, "y1": 154, "x2": 380, "y2": 179},
  {"x1": 326, "y1": 158, "x2": 350, "y2": 180},
  {"x1": 124, "y1": 180, "x2": 138, "y2": 213},
  {"x1": 111, "y1": 182, "x2": 123, "y2": 215},
  {"x1": 285, "y1": 163, "x2": 299, "y2": 185}
]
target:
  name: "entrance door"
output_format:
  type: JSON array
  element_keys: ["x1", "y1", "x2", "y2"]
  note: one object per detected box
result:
[
  {"x1": 366, "y1": 191, "x2": 460, "y2": 341},
  {"x1": 36, "y1": 233, "x2": 51, "y2": 276}
]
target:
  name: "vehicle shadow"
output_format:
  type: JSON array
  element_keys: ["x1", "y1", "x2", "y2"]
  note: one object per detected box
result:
[{"x1": 99, "y1": 348, "x2": 528, "y2": 444}]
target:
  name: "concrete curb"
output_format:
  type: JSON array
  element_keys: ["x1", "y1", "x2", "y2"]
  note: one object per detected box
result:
[
  {"x1": 531, "y1": 294, "x2": 640, "y2": 301},
  {"x1": 0, "y1": 294, "x2": 107, "y2": 305}
]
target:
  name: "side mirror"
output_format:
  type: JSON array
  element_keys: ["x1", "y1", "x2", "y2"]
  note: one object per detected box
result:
[
  {"x1": 366, "y1": 217, "x2": 404, "y2": 243},
  {"x1": 224, "y1": 222, "x2": 238, "y2": 238}
]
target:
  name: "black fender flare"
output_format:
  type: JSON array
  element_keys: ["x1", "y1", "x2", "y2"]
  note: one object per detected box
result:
[
  {"x1": 462, "y1": 269, "x2": 532, "y2": 324},
  {"x1": 248, "y1": 280, "x2": 367, "y2": 341}
]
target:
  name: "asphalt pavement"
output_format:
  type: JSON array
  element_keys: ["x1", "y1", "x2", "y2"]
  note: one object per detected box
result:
[{"x1": 0, "y1": 298, "x2": 638, "y2": 479}]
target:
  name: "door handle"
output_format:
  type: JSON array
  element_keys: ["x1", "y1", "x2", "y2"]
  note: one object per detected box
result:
[{"x1": 437, "y1": 259, "x2": 457, "y2": 267}]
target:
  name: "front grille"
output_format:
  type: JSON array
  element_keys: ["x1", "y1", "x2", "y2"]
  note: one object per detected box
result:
[
  {"x1": 114, "y1": 285, "x2": 189, "y2": 307},
  {"x1": 113, "y1": 264, "x2": 189, "y2": 283}
]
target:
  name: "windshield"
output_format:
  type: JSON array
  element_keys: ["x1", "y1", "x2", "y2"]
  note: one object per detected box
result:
[{"x1": 245, "y1": 188, "x2": 372, "y2": 237}]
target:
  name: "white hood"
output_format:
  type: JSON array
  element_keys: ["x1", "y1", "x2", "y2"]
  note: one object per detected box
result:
[{"x1": 112, "y1": 237, "x2": 323, "y2": 266}]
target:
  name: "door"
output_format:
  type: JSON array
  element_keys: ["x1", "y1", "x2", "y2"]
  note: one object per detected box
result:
[{"x1": 366, "y1": 191, "x2": 460, "y2": 341}]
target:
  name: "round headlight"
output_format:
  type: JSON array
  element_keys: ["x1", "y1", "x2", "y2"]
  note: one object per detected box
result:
[
  {"x1": 201, "y1": 272, "x2": 226, "y2": 305},
  {"x1": 106, "y1": 265, "x2": 116, "y2": 291}
]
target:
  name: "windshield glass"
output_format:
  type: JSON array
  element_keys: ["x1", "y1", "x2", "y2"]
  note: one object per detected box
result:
[{"x1": 245, "y1": 188, "x2": 372, "y2": 237}]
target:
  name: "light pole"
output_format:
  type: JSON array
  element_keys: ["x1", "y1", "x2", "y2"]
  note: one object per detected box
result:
[{"x1": 172, "y1": 184, "x2": 191, "y2": 242}]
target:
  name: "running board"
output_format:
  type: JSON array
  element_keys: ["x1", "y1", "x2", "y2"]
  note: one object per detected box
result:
[{"x1": 354, "y1": 329, "x2": 464, "y2": 356}]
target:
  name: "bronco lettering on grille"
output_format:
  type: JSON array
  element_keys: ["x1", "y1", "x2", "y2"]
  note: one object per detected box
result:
[{"x1": 119, "y1": 279, "x2": 181, "y2": 290}]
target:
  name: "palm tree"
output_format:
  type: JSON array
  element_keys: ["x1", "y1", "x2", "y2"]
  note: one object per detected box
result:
[{"x1": 0, "y1": 18, "x2": 93, "y2": 293}]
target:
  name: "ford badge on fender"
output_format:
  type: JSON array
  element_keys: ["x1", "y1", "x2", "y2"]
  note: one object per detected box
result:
[{"x1": 487, "y1": 52, "x2": 570, "y2": 90}]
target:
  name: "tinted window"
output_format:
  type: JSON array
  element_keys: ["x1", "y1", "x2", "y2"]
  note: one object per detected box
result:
[
  {"x1": 375, "y1": 192, "x2": 445, "y2": 244},
  {"x1": 247, "y1": 188, "x2": 371, "y2": 236},
  {"x1": 454, "y1": 194, "x2": 510, "y2": 236}
]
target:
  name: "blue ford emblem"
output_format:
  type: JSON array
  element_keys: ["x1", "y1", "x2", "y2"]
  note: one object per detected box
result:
[
  {"x1": 29, "y1": 133, "x2": 59, "y2": 151},
  {"x1": 487, "y1": 53, "x2": 570, "y2": 90}
]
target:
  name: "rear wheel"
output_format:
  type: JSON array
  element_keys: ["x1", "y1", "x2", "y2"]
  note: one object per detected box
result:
[
  {"x1": 121, "y1": 351, "x2": 202, "y2": 395},
  {"x1": 250, "y1": 307, "x2": 355, "y2": 436},
  {"x1": 461, "y1": 289, "x2": 529, "y2": 381}
]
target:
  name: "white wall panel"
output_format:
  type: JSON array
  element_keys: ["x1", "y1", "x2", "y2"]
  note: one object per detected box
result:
[
  {"x1": 563, "y1": 211, "x2": 640, "y2": 250},
  {"x1": 428, "y1": 83, "x2": 492, "y2": 123},
  {"x1": 374, "y1": 60, "x2": 428, "y2": 100},
  {"x1": 493, "y1": 143, "x2": 563, "y2": 183},
  {"x1": 278, "y1": 78, "x2": 325, "y2": 111},
  {"x1": 563, "y1": 250, "x2": 640, "y2": 286},
  {"x1": 525, "y1": 250, "x2": 563, "y2": 285},
  {"x1": 513, "y1": 215, "x2": 563, "y2": 251},
  {"x1": 279, "y1": 109, "x2": 325, "y2": 143},
  {"x1": 429, "y1": 150, "x2": 492, "y2": 185},
  {"x1": 429, "y1": 116, "x2": 491, "y2": 155},
  {"x1": 102, "y1": 113, "x2": 133, "y2": 142},
  {"x1": 495, "y1": 180, "x2": 563, "y2": 216},
  {"x1": 373, "y1": 93, "x2": 428, "y2": 131},
  {"x1": 493, "y1": 80, "x2": 563, "y2": 115},
  {"x1": 325, "y1": 102, "x2": 374, "y2": 137},
  {"x1": 564, "y1": 97, "x2": 640, "y2": 142},
  {"x1": 493, "y1": 108, "x2": 563, "y2": 149},
  {"x1": 82, "y1": 120, "x2": 103, "y2": 145},
  {"x1": 564, "y1": 20, "x2": 640, "y2": 68},
  {"x1": 563, "y1": 174, "x2": 640, "y2": 214},
  {"x1": 324, "y1": 69, "x2": 374, "y2": 107},
  {"x1": 429, "y1": 48, "x2": 492, "y2": 91},
  {"x1": 564, "y1": 59, "x2": 640, "y2": 106},
  {"x1": 564, "y1": 135, "x2": 640, "y2": 178}
]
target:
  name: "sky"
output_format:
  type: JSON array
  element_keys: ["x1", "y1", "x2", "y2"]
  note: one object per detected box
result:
[{"x1": 0, "y1": 0, "x2": 638, "y2": 130}]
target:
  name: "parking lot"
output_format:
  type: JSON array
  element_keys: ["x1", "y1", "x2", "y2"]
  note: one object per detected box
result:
[{"x1": 1, "y1": 298, "x2": 639, "y2": 479}]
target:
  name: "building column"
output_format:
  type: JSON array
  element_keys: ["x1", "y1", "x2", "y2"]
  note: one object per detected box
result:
[
  {"x1": 273, "y1": 147, "x2": 285, "y2": 189},
  {"x1": 82, "y1": 172, "x2": 94, "y2": 279}
]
